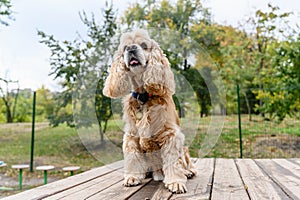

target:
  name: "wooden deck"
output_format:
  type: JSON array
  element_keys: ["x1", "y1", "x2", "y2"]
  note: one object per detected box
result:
[{"x1": 3, "y1": 158, "x2": 300, "y2": 200}]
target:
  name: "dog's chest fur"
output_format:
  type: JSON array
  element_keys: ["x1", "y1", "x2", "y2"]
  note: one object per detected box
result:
[{"x1": 125, "y1": 95, "x2": 168, "y2": 152}]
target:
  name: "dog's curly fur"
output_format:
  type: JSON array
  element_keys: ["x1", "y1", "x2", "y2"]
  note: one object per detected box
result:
[{"x1": 103, "y1": 29, "x2": 196, "y2": 193}]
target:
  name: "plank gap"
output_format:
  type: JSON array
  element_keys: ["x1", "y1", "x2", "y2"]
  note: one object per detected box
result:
[
  {"x1": 209, "y1": 158, "x2": 216, "y2": 200},
  {"x1": 235, "y1": 159, "x2": 289, "y2": 200},
  {"x1": 171, "y1": 158, "x2": 215, "y2": 200},
  {"x1": 234, "y1": 159, "x2": 251, "y2": 199},
  {"x1": 211, "y1": 159, "x2": 249, "y2": 200},
  {"x1": 255, "y1": 159, "x2": 298, "y2": 200},
  {"x1": 124, "y1": 178, "x2": 155, "y2": 200}
]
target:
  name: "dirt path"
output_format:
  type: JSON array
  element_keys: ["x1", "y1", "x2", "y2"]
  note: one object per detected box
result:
[{"x1": 0, "y1": 122, "x2": 49, "y2": 134}]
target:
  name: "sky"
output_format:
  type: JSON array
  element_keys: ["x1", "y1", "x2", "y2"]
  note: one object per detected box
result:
[{"x1": 0, "y1": 0, "x2": 299, "y2": 91}]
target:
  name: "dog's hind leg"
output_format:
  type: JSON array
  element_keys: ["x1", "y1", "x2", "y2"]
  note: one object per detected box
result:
[{"x1": 183, "y1": 146, "x2": 197, "y2": 178}]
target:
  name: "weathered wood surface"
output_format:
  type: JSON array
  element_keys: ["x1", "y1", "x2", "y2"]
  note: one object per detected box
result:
[{"x1": 3, "y1": 158, "x2": 300, "y2": 200}]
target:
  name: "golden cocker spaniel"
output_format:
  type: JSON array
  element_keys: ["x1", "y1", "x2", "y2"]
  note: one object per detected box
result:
[{"x1": 103, "y1": 29, "x2": 196, "y2": 193}]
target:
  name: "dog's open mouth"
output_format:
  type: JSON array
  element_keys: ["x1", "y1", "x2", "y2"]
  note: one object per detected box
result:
[{"x1": 129, "y1": 57, "x2": 140, "y2": 67}]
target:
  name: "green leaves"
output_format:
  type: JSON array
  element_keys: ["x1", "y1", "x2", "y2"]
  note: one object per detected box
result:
[
  {"x1": 38, "y1": 2, "x2": 117, "y2": 133},
  {"x1": 123, "y1": 0, "x2": 216, "y2": 117},
  {"x1": 0, "y1": 0, "x2": 13, "y2": 26},
  {"x1": 37, "y1": 0, "x2": 299, "y2": 125},
  {"x1": 253, "y1": 36, "x2": 300, "y2": 121}
]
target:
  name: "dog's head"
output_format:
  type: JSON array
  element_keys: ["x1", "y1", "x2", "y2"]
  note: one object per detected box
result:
[
  {"x1": 104, "y1": 29, "x2": 175, "y2": 98},
  {"x1": 120, "y1": 30, "x2": 151, "y2": 75}
]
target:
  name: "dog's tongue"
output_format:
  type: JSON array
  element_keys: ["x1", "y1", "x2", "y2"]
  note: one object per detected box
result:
[{"x1": 130, "y1": 59, "x2": 139, "y2": 65}]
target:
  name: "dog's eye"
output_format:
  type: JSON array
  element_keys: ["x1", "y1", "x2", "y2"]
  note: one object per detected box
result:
[{"x1": 140, "y1": 42, "x2": 147, "y2": 50}]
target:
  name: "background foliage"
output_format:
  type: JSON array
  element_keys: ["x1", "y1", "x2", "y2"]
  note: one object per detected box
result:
[{"x1": 0, "y1": 0, "x2": 299, "y2": 141}]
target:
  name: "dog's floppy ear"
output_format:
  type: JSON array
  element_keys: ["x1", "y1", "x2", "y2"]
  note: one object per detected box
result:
[
  {"x1": 103, "y1": 53, "x2": 131, "y2": 98},
  {"x1": 143, "y1": 40, "x2": 175, "y2": 96}
]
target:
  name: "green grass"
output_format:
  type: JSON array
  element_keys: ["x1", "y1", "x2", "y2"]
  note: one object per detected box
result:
[
  {"x1": 0, "y1": 114, "x2": 299, "y2": 173},
  {"x1": 0, "y1": 114, "x2": 298, "y2": 198},
  {"x1": 0, "y1": 123, "x2": 104, "y2": 174},
  {"x1": 0, "y1": 122, "x2": 125, "y2": 196},
  {"x1": 0, "y1": 115, "x2": 298, "y2": 198},
  {"x1": 189, "y1": 115, "x2": 300, "y2": 158}
]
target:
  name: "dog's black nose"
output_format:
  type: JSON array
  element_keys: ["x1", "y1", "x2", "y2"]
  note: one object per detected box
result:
[{"x1": 126, "y1": 45, "x2": 138, "y2": 53}]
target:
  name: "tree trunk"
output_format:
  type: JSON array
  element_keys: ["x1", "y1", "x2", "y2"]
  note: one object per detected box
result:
[
  {"x1": 12, "y1": 88, "x2": 19, "y2": 120},
  {"x1": 6, "y1": 106, "x2": 13, "y2": 123},
  {"x1": 243, "y1": 92, "x2": 252, "y2": 121},
  {"x1": 178, "y1": 105, "x2": 185, "y2": 118},
  {"x1": 97, "y1": 119, "x2": 105, "y2": 146},
  {"x1": 0, "y1": 82, "x2": 19, "y2": 123},
  {"x1": 257, "y1": 33, "x2": 265, "y2": 118},
  {"x1": 200, "y1": 101, "x2": 208, "y2": 118},
  {"x1": 259, "y1": 84, "x2": 265, "y2": 118},
  {"x1": 3, "y1": 98, "x2": 13, "y2": 123}
]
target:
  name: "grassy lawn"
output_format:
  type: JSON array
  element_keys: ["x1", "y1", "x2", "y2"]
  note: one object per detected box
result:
[
  {"x1": 0, "y1": 123, "x2": 102, "y2": 170},
  {"x1": 0, "y1": 122, "x2": 124, "y2": 196},
  {"x1": 0, "y1": 115, "x2": 299, "y2": 189},
  {"x1": 0, "y1": 123, "x2": 105, "y2": 195},
  {"x1": 189, "y1": 115, "x2": 300, "y2": 158},
  {"x1": 1, "y1": 115, "x2": 299, "y2": 170}
]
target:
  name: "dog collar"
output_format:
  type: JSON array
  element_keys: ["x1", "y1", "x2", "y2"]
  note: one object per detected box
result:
[{"x1": 132, "y1": 91, "x2": 152, "y2": 104}]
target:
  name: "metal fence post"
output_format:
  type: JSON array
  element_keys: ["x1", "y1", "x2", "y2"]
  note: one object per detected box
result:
[
  {"x1": 237, "y1": 84, "x2": 243, "y2": 158},
  {"x1": 30, "y1": 91, "x2": 36, "y2": 172}
]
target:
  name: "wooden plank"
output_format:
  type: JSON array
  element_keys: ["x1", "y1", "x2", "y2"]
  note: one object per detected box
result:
[
  {"x1": 211, "y1": 158, "x2": 249, "y2": 200},
  {"x1": 151, "y1": 183, "x2": 173, "y2": 200},
  {"x1": 236, "y1": 159, "x2": 289, "y2": 200},
  {"x1": 273, "y1": 159, "x2": 300, "y2": 177},
  {"x1": 288, "y1": 158, "x2": 300, "y2": 167},
  {"x1": 2, "y1": 160, "x2": 124, "y2": 200},
  {"x1": 5, "y1": 158, "x2": 299, "y2": 200},
  {"x1": 171, "y1": 158, "x2": 215, "y2": 200},
  {"x1": 86, "y1": 178, "x2": 152, "y2": 200},
  {"x1": 256, "y1": 159, "x2": 300, "y2": 200},
  {"x1": 151, "y1": 158, "x2": 206, "y2": 200},
  {"x1": 129, "y1": 180, "x2": 171, "y2": 200},
  {"x1": 129, "y1": 158, "x2": 216, "y2": 200},
  {"x1": 45, "y1": 168, "x2": 124, "y2": 199}
]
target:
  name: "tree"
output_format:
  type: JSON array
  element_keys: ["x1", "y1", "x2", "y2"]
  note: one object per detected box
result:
[
  {"x1": 38, "y1": 2, "x2": 117, "y2": 145},
  {"x1": 36, "y1": 86, "x2": 55, "y2": 122},
  {"x1": 216, "y1": 4, "x2": 296, "y2": 121},
  {"x1": 247, "y1": 4, "x2": 291, "y2": 118},
  {"x1": 256, "y1": 35, "x2": 300, "y2": 121},
  {"x1": 214, "y1": 25, "x2": 258, "y2": 119},
  {"x1": 0, "y1": 0, "x2": 13, "y2": 26},
  {"x1": 14, "y1": 89, "x2": 31, "y2": 122},
  {"x1": 0, "y1": 77, "x2": 19, "y2": 123}
]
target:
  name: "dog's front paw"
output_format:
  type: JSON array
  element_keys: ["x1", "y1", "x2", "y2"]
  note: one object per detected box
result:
[
  {"x1": 124, "y1": 176, "x2": 141, "y2": 187},
  {"x1": 165, "y1": 182, "x2": 187, "y2": 194}
]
